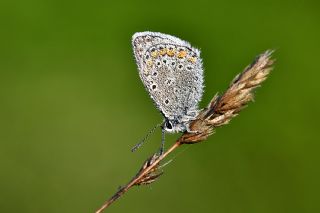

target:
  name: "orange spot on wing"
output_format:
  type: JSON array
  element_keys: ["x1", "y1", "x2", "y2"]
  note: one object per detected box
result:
[
  {"x1": 167, "y1": 49, "x2": 175, "y2": 57},
  {"x1": 188, "y1": 57, "x2": 197, "y2": 63},
  {"x1": 177, "y1": 50, "x2": 187, "y2": 58},
  {"x1": 146, "y1": 59, "x2": 153, "y2": 67},
  {"x1": 151, "y1": 51, "x2": 158, "y2": 58},
  {"x1": 159, "y1": 48, "x2": 167, "y2": 56}
]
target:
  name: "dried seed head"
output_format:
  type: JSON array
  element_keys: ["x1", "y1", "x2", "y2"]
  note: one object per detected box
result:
[
  {"x1": 180, "y1": 50, "x2": 274, "y2": 144},
  {"x1": 134, "y1": 153, "x2": 163, "y2": 186}
]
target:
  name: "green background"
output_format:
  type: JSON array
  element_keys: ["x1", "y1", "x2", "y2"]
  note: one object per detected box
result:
[{"x1": 1, "y1": 0, "x2": 319, "y2": 212}]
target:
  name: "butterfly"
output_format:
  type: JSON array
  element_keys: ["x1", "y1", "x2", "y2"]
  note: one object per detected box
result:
[{"x1": 132, "y1": 32, "x2": 204, "y2": 152}]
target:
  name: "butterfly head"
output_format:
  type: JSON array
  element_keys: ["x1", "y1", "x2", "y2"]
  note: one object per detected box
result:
[{"x1": 163, "y1": 119, "x2": 187, "y2": 133}]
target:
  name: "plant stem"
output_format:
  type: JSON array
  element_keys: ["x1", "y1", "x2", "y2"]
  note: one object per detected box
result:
[{"x1": 95, "y1": 141, "x2": 182, "y2": 213}]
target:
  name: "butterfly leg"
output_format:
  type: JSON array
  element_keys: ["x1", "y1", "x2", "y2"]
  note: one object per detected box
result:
[{"x1": 159, "y1": 127, "x2": 166, "y2": 155}]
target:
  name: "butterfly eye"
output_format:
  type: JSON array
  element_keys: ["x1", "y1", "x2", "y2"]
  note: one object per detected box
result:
[{"x1": 165, "y1": 120, "x2": 173, "y2": 129}]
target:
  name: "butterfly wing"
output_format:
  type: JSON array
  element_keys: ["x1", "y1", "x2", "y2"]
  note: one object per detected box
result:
[{"x1": 132, "y1": 32, "x2": 204, "y2": 124}]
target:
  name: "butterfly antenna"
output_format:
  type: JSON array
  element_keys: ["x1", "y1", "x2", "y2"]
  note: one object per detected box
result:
[{"x1": 131, "y1": 123, "x2": 161, "y2": 152}]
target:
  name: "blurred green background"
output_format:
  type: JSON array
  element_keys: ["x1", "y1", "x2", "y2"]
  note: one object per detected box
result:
[{"x1": 1, "y1": 0, "x2": 319, "y2": 212}]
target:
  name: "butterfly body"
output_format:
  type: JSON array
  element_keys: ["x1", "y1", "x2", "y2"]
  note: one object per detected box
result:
[{"x1": 132, "y1": 32, "x2": 204, "y2": 133}]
